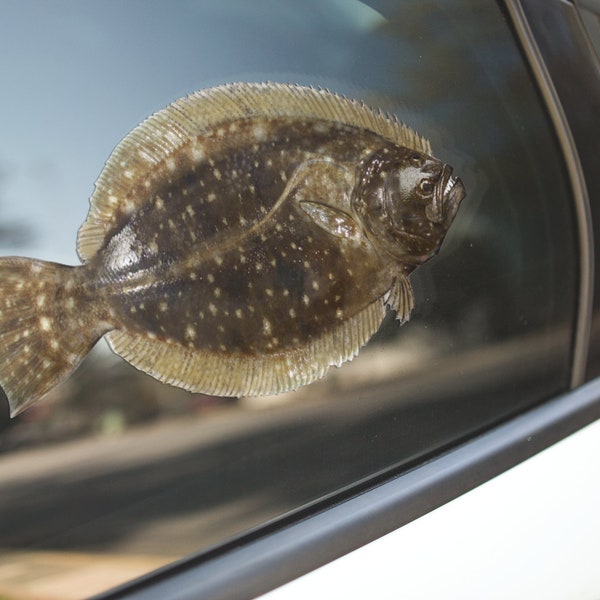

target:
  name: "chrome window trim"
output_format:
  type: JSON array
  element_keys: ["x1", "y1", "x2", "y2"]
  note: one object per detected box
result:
[{"x1": 505, "y1": 0, "x2": 595, "y2": 388}]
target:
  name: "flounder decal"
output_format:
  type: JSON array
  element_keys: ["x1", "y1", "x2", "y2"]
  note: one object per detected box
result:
[{"x1": 0, "y1": 82, "x2": 465, "y2": 416}]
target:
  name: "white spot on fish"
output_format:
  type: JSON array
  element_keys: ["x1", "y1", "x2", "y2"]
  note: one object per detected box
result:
[
  {"x1": 191, "y1": 143, "x2": 206, "y2": 162},
  {"x1": 263, "y1": 318, "x2": 272, "y2": 336},
  {"x1": 253, "y1": 124, "x2": 267, "y2": 141}
]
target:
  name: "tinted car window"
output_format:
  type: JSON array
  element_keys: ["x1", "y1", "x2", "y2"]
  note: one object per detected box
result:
[{"x1": 0, "y1": 1, "x2": 577, "y2": 596}]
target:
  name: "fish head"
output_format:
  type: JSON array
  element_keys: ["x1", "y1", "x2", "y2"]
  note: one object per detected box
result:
[{"x1": 353, "y1": 146, "x2": 465, "y2": 266}]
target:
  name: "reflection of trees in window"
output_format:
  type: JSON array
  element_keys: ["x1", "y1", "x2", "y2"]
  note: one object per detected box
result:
[{"x1": 0, "y1": 163, "x2": 32, "y2": 248}]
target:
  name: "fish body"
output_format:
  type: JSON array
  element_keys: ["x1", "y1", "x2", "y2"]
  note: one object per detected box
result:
[{"x1": 0, "y1": 83, "x2": 465, "y2": 416}]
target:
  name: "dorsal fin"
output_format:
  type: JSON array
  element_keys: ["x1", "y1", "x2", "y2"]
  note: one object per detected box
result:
[{"x1": 77, "y1": 82, "x2": 432, "y2": 261}]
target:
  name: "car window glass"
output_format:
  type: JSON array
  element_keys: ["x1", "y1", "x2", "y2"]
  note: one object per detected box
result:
[{"x1": 0, "y1": 1, "x2": 577, "y2": 596}]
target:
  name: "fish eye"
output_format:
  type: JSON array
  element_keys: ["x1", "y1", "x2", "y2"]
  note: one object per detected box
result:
[
  {"x1": 409, "y1": 153, "x2": 424, "y2": 167},
  {"x1": 419, "y1": 179, "x2": 434, "y2": 195}
]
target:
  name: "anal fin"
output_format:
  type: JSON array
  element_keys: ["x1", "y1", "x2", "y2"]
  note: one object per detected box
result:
[{"x1": 106, "y1": 297, "x2": 387, "y2": 397}]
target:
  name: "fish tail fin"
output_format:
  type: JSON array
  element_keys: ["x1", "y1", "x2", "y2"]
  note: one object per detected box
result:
[{"x1": 0, "y1": 257, "x2": 103, "y2": 417}]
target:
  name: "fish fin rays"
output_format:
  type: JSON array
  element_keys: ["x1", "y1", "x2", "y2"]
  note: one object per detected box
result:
[
  {"x1": 385, "y1": 275, "x2": 414, "y2": 324},
  {"x1": 0, "y1": 258, "x2": 102, "y2": 417},
  {"x1": 78, "y1": 82, "x2": 431, "y2": 261},
  {"x1": 105, "y1": 298, "x2": 386, "y2": 397}
]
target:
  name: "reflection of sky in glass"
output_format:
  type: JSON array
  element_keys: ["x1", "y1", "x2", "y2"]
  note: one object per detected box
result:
[
  {"x1": 0, "y1": 0, "x2": 573, "y2": 343},
  {"x1": 0, "y1": 0, "x2": 535, "y2": 267},
  {"x1": 0, "y1": 0, "x2": 387, "y2": 264}
]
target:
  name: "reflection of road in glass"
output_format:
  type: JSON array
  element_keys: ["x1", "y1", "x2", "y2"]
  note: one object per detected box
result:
[
  {"x1": 0, "y1": 551, "x2": 173, "y2": 600},
  {"x1": 0, "y1": 328, "x2": 567, "y2": 599}
]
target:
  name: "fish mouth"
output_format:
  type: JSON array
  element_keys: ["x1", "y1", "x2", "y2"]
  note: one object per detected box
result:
[{"x1": 427, "y1": 165, "x2": 465, "y2": 225}]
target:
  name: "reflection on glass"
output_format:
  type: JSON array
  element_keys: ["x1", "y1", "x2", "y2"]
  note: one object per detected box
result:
[{"x1": 0, "y1": 1, "x2": 576, "y2": 597}]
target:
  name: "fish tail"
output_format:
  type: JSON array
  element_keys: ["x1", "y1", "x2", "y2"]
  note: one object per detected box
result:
[{"x1": 0, "y1": 257, "x2": 104, "y2": 417}]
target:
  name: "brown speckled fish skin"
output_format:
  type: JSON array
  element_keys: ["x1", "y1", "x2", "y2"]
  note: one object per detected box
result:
[{"x1": 0, "y1": 83, "x2": 465, "y2": 416}]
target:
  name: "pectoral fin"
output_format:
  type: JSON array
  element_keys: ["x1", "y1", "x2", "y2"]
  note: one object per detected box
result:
[
  {"x1": 385, "y1": 275, "x2": 414, "y2": 323},
  {"x1": 300, "y1": 201, "x2": 363, "y2": 242}
]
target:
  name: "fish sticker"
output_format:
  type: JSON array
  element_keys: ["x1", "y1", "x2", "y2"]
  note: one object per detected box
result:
[{"x1": 0, "y1": 82, "x2": 465, "y2": 417}]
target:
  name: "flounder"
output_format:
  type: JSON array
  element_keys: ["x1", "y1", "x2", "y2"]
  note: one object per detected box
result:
[{"x1": 0, "y1": 82, "x2": 465, "y2": 417}]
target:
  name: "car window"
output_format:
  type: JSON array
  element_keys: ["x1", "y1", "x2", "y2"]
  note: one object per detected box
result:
[{"x1": 0, "y1": 1, "x2": 577, "y2": 596}]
